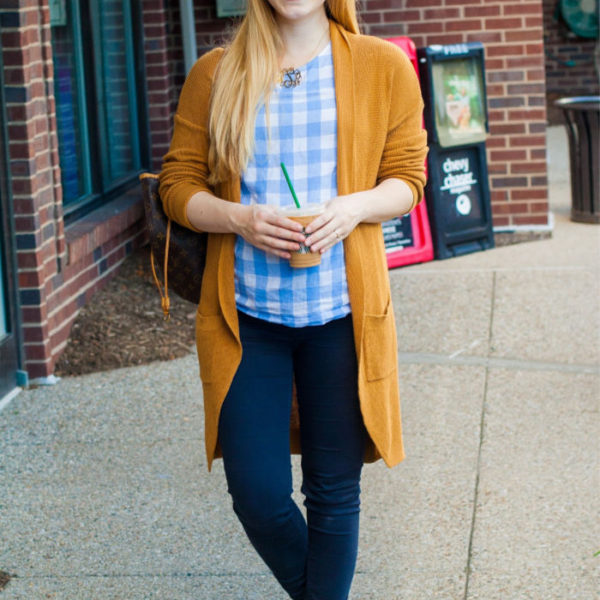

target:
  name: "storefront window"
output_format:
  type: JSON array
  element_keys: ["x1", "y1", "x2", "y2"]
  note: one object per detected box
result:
[
  {"x1": 94, "y1": 0, "x2": 140, "y2": 183},
  {"x1": 50, "y1": 0, "x2": 89, "y2": 205},
  {"x1": 50, "y1": 0, "x2": 145, "y2": 219}
]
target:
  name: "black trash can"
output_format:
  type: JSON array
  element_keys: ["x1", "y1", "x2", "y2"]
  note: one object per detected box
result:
[{"x1": 554, "y1": 97, "x2": 600, "y2": 224}]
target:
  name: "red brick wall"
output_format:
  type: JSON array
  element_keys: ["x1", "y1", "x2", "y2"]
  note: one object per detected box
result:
[
  {"x1": 163, "y1": 0, "x2": 549, "y2": 229},
  {"x1": 165, "y1": 0, "x2": 183, "y2": 116},
  {"x1": 543, "y1": 0, "x2": 599, "y2": 96},
  {"x1": 1, "y1": 1, "x2": 63, "y2": 378},
  {"x1": 143, "y1": 0, "x2": 175, "y2": 171},
  {"x1": 162, "y1": 0, "x2": 227, "y2": 117},
  {"x1": 1, "y1": 0, "x2": 157, "y2": 378},
  {"x1": 364, "y1": 0, "x2": 549, "y2": 227}
]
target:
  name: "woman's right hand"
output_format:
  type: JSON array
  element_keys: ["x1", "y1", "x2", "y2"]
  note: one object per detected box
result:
[{"x1": 235, "y1": 204, "x2": 306, "y2": 260}]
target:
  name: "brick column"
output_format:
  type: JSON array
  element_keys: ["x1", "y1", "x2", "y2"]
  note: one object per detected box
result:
[
  {"x1": 0, "y1": 0, "x2": 63, "y2": 379},
  {"x1": 142, "y1": 0, "x2": 174, "y2": 172},
  {"x1": 163, "y1": 0, "x2": 226, "y2": 124},
  {"x1": 2, "y1": 0, "x2": 153, "y2": 379}
]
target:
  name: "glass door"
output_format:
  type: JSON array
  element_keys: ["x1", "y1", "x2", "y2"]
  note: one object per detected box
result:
[
  {"x1": 0, "y1": 36, "x2": 20, "y2": 399},
  {"x1": 0, "y1": 196, "x2": 19, "y2": 399},
  {"x1": 0, "y1": 235, "x2": 7, "y2": 338}
]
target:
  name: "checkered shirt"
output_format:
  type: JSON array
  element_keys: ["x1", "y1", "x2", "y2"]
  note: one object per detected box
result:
[{"x1": 234, "y1": 42, "x2": 351, "y2": 327}]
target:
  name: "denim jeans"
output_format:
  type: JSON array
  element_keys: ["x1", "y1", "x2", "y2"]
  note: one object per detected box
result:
[{"x1": 218, "y1": 311, "x2": 367, "y2": 600}]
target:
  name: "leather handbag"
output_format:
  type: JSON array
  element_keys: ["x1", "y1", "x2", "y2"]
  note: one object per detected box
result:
[{"x1": 139, "y1": 172, "x2": 206, "y2": 319}]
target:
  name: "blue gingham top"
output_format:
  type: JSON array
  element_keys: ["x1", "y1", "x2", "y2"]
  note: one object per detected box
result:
[{"x1": 234, "y1": 42, "x2": 351, "y2": 327}]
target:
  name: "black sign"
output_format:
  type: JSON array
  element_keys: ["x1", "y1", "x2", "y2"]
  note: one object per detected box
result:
[
  {"x1": 435, "y1": 146, "x2": 485, "y2": 233},
  {"x1": 383, "y1": 214, "x2": 414, "y2": 252}
]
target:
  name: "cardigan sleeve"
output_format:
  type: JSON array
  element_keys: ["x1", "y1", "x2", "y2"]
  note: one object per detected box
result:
[
  {"x1": 158, "y1": 48, "x2": 224, "y2": 232},
  {"x1": 376, "y1": 47, "x2": 428, "y2": 210}
]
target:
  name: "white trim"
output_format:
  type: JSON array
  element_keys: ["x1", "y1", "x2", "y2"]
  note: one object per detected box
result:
[
  {"x1": 0, "y1": 387, "x2": 21, "y2": 413},
  {"x1": 493, "y1": 212, "x2": 555, "y2": 233},
  {"x1": 29, "y1": 374, "x2": 61, "y2": 386}
]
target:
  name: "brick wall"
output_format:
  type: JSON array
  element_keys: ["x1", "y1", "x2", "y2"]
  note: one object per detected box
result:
[
  {"x1": 143, "y1": 0, "x2": 174, "y2": 171},
  {"x1": 543, "y1": 0, "x2": 599, "y2": 97},
  {"x1": 165, "y1": 0, "x2": 186, "y2": 122},
  {"x1": 364, "y1": 0, "x2": 549, "y2": 227},
  {"x1": 1, "y1": 1, "x2": 64, "y2": 378},
  {"x1": 162, "y1": 0, "x2": 228, "y2": 119},
  {"x1": 1, "y1": 0, "x2": 160, "y2": 379},
  {"x1": 162, "y1": 0, "x2": 549, "y2": 229}
]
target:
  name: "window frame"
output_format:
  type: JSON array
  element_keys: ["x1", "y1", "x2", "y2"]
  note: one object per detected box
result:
[{"x1": 54, "y1": 0, "x2": 150, "y2": 224}]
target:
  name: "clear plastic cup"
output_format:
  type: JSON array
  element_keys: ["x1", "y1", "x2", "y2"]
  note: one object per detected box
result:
[{"x1": 279, "y1": 204, "x2": 324, "y2": 268}]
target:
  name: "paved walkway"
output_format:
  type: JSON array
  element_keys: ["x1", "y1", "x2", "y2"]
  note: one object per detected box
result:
[{"x1": 1, "y1": 126, "x2": 598, "y2": 599}]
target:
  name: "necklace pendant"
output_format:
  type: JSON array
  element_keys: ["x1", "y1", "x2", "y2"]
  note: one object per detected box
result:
[{"x1": 280, "y1": 68, "x2": 302, "y2": 88}]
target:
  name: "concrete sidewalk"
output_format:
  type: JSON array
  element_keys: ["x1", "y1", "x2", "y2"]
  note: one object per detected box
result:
[{"x1": 1, "y1": 126, "x2": 598, "y2": 599}]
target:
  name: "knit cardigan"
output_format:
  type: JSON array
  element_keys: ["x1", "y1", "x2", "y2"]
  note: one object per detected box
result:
[{"x1": 158, "y1": 21, "x2": 428, "y2": 471}]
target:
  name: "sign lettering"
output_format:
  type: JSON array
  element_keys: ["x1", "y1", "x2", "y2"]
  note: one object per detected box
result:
[{"x1": 440, "y1": 156, "x2": 477, "y2": 194}]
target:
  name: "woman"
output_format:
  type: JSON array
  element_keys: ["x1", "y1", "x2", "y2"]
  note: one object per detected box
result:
[{"x1": 159, "y1": 0, "x2": 427, "y2": 597}]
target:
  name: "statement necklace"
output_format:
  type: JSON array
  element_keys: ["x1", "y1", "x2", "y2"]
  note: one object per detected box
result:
[
  {"x1": 279, "y1": 28, "x2": 329, "y2": 88},
  {"x1": 280, "y1": 67, "x2": 302, "y2": 88}
]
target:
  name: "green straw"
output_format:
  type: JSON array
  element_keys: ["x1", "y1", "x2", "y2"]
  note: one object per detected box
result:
[{"x1": 280, "y1": 162, "x2": 301, "y2": 209}]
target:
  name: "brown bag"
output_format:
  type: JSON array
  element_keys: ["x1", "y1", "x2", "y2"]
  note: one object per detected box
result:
[{"x1": 139, "y1": 172, "x2": 206, "y2": 318}]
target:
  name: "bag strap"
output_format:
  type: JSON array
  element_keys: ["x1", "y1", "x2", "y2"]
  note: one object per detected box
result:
[{"x1": 149, "y1": 219, "x2": 172, "y2": 321}]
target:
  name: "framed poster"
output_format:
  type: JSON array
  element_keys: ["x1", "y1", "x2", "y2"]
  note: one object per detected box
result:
[{"x1": 431, "y1": 56, "x2": 487, "y2": 147}]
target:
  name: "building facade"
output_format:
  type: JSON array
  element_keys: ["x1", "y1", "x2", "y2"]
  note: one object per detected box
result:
[
  {"x1": 0, "y1": 0, "x2": 593, "y2": 393},
  {"x1": 542, "y1": 0, "x2": 599, "y2": 122}
]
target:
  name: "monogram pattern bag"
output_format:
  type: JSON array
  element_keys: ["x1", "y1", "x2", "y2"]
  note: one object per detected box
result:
[
  {"x1": 140, "y1": 173, "x2": 301, "y2": 426},
  {"x1": 139, "y1": 172, "x2": 206, "y2": 318}
]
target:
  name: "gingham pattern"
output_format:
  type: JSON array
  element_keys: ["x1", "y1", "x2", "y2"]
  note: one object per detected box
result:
[{"x1": 234, "y1": 42, "x2": 351, "y2": 327}]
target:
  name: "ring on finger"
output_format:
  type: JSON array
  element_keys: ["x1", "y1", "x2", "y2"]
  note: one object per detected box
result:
[{"x1": 333, "y1": 229, "x2": 341, "y2": 240}]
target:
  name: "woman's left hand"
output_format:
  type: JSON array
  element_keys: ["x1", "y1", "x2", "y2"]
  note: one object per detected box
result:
[{"x1": 304, "y1": 194, "x2": 363, "y2": 254}]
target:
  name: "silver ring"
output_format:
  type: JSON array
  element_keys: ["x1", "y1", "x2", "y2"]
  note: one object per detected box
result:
[{"x1": 334, "y1": 229, "x2": 341, "y2": 240}]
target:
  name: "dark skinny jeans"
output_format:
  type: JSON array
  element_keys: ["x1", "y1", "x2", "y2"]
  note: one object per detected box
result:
[{"x1": 218, "y1": 310, "x2": 367, "y2": 600}]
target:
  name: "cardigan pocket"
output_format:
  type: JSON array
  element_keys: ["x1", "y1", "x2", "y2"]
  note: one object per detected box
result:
[
  {"x1": 195, "y1": 313, "x2": 223, "y2": 383},
  {"x1": 363, "y1": 299, "x2": 397, "y2": 382}
]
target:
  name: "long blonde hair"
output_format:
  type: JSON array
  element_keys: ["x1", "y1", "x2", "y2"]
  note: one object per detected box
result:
[{"x1": 207, "y1": 0, "x2": 360, "y2": 185}]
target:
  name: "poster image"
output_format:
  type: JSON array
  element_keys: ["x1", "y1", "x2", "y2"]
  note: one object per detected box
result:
[{"x1": 432, "y1": 57, "x2": 487, "y2": 147}]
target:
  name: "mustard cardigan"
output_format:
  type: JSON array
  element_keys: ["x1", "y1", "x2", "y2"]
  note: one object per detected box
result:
[{"x1": 159, "y1": 22, "x2": 428, "y2": 471}]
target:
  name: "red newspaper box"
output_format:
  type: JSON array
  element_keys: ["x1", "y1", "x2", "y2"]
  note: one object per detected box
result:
[{"x1": 383, "y1": 37, "x2": 433, "y2": 269}]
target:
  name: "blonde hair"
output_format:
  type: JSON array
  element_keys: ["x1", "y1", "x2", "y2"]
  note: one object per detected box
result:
[{"x1": 207, "y1": 0, "x2": 360, "y2": 185}]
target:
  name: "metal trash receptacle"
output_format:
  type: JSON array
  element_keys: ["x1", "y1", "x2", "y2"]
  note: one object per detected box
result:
[{"x1": 554, "y1": 96, "x2": 600, "y2": 224}]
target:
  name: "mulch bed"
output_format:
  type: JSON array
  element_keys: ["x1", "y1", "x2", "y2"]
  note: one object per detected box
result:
[{"x1": 54, "y1": 245, "x2": 198, "y2": 377}]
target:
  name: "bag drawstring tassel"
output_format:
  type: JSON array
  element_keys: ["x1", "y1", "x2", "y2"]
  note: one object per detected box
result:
[{"x1": 150, "y1": 219, "x2": 172, "y2": 321}]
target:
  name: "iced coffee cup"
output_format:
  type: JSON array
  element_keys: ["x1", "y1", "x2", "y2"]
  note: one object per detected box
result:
[{"x1": 279, "y1": 204, "x2": 324, "y2": 268}]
